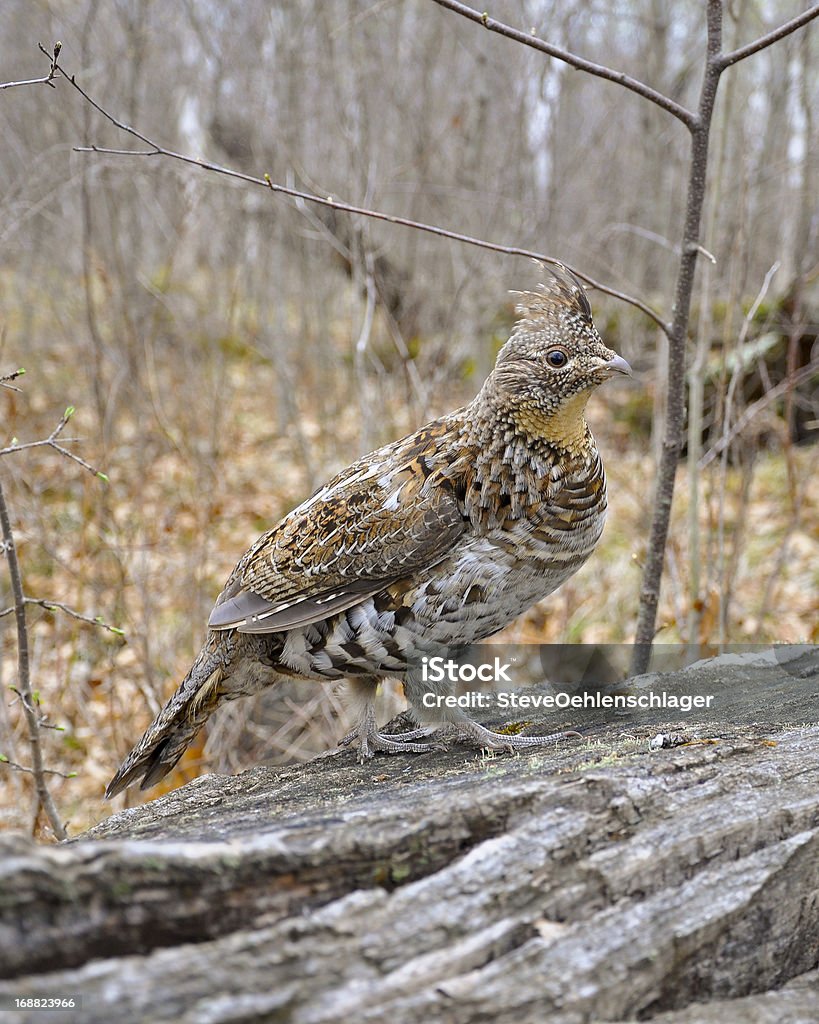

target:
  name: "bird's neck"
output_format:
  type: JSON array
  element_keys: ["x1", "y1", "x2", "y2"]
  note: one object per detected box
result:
[
  {"x1": 511, "y1": 391, "x2": 593, "y2": 456},
  {"x1": 473, "y1": 376, "x2": 595, "y2": 458}
]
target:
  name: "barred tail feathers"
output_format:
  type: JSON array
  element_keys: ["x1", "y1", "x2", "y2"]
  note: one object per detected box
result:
[{"x1": 105, "y1": 649, "x2": 225, "y2": 798}]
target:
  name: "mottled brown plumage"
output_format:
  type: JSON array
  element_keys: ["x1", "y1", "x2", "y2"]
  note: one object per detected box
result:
[{"x1": 107, "y1": 264, "x2": 630, "y2": 797}]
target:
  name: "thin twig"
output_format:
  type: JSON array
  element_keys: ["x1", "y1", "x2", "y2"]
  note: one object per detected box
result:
[
  {"x1": 718, "y1": 5, "x2": 819, "y2": 68},
  {"x1": 0, "y1": 406, "x2": 107, "y2": 479},
  {"x1": 0, "y1": 757, "x2": 75, "y2": 778},
  {"x1": 0, "y1": 597, "x2": 125, "y2": 636},
  {"x1": 354, "y1": 250, "x2": 378, "y2": 451},
  {"x1": 0, "y1": 368, "x2": 26, "y2": 392},
  {"x1": 7, "y1": 689, "x2": 65, "y2": 731},
  {"x1": 0, "y1": 477, "x2": 67, "y2": 840},
  {"x1": 602, "y1": 224, "x2": 682, "y2": 256},
  {"x1": 715, "y1": 260, "x2": 780, "y2": 472},
  {"x1": 698, "y1": 359, "x2": 819, "y2": 469},
  {"x1": 43, "y1": 48, "x2": 668, "y2": 332},
  {"x1": 0, "y1": 41, "x2": 60, "y2": 90},
  {"x1": 430, "y1": 0, "x2": 697, "y2": 129},
  {"x1": 0, "y1": 75, "x2": 57, "y2": 91},
  {"x1": 713, "y1": 261, "x2": 780, "y2": 645}
]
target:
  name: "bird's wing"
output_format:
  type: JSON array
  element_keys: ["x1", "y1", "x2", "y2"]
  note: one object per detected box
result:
[{"x1": 208, "y1": 419, "x2": 467, "y2": 634}]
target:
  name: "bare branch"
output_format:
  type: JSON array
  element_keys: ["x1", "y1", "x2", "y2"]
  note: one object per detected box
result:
[
  {"x1": 0, "y1": 370, "x2": 112, "y2": 835},
  {"x1": 738, "y1": 261, "x2": 781, "y2": 349},
  {"x1": 0, "y1": 75, "x2": 56, "y2": 91},
  {"x1": 0, "y1": 478, "x2": 67, "y2": 840},
  {"x1": 0, "y1": 438, "x2": 104, "y2": 477},
  {"x1": 75, "y1": 146, "x2": 159, "y2": 157},
  {"x1": 0, "y1": 756, "x2": 76, "y2": 780},
  {"x1": 602, "y1": 224, "x2": 682, "y2": 256},
  {"x1": 0, "y1": 368, "x2": 26, "y2": 392},
  {"x1": 429, "y1": 0, "x2": 697, "y2": 129},
  {"x1": 0, "y1": 597, "x2": 125, "y2": 637},
  {"x1": 48, "y1": 54, "x2": 667, "y2": 332},
  {"x1": 699, "y1": 359, "x2": 819, "y2": 469},
  {"x1": 0, "y1": 41, "x2": 61, "y2": 90},
  {"x1": 1, "y1": 406, "x2": 107, "y2": 479},
  {"x1": 578, "y1": 272, "x2": 669, "y2": 332},
  {"x1": 718, "y1": 5, "x2": 819, "y2": 68}
]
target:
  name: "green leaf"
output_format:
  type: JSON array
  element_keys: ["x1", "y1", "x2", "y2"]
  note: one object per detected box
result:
[
  {"x1": 96, "y1": 471, "x2": 109, "y2": 483},
  {"x1": 64, "y1": 405, "x2": 75, "y2": 419},
  {"x1": 0, "y1": 754, "x2": 8, "y2": 763}
]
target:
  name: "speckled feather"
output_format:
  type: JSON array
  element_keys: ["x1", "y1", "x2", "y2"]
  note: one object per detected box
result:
[{"x1": 107, "y1": 264, "x2": 630, "y2": 796}]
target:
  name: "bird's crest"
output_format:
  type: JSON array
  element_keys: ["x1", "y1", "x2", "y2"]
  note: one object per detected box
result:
[{"x1": 511, "y1": 261, "x2": 593, "y2": 330}]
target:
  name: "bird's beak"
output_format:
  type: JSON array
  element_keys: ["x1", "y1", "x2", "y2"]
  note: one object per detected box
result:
[{"x1": 602, "y1": 354, "x2": 632, "y2": 377}]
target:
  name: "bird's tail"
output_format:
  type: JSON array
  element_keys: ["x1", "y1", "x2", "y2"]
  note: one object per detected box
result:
[{"x1": 105, "y1": 641, "x2": 227, "y2": 799}]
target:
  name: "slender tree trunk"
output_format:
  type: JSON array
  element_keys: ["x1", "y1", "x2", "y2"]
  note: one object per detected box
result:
[
  {"x1": 0, "y1": 477, "x2": 66, "y2": 840},
  {"x1": 631, "y1": 1, "x2": 724, "y2": 674}
]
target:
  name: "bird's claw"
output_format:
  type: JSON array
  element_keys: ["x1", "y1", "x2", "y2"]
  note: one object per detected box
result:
[{"x1": 339, "y1": 724, "x2": 444, "y2": 762}]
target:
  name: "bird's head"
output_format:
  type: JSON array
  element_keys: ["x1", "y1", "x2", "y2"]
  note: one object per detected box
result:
[{"x1": 489, "y1": 263, "x2": 631, "y2": 451}]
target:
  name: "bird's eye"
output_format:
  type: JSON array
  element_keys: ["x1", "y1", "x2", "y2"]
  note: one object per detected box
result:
[{"x1": 546, "y1": 349, "x2": 568, "y2": 368}]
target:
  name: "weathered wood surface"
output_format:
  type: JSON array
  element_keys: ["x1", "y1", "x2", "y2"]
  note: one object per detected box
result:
[{"x1": 1, "y1": 648, "x2": 818, "y2": 1023}]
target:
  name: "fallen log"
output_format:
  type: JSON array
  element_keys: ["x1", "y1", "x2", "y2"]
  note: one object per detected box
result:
[{"x1": 1, "y1": 648, "x2": 817, "y2": 1023}]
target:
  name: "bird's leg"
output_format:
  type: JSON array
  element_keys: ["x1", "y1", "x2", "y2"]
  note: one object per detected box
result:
[{"x1": 339, "y1": 678, "x2": 445, "y2": 762}]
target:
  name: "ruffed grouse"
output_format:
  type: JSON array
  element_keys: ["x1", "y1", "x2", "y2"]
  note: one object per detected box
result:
[{"x1": 107, "y1": 264, "x2": 631, "y2": 796}]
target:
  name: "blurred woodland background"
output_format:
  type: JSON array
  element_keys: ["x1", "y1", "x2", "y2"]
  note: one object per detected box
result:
[{"x1": 0, "y1": 0, "x2": 817, "y2": 837}]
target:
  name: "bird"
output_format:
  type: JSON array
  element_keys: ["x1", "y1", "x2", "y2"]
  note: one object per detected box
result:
[{"x1": 106, "y1": 263, "x2": 631, "y2": 797}]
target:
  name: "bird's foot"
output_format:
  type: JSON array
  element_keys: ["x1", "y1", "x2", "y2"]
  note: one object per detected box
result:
[
  {"x1": 338, "y1": 719, "x2": 445, "y2": 763},
  {"x1": 338, "y1": 710, "x2": 576, "y2": 762},
  {"x1": 452, "y1": 718, "x2": 580, "y2": 753}
]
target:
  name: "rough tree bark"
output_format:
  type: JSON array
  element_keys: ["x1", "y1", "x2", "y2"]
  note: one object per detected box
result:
[{"x1": 1, "y1": 648, "x2": 818, "y2": 1023}]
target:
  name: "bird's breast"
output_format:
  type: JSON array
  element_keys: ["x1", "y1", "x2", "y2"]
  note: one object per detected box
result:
[{"x1": 398, "y1": 454, "x2": 608, "y2": 640}]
